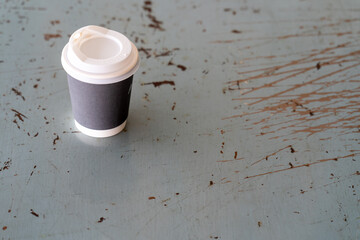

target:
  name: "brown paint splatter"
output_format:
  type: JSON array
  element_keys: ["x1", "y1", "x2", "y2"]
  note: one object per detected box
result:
[
  {"x1": 171, "y1": 102, "x2": 176, "y2": 111},
  {"x1": 234, "y1": 151, "x2": 238, "y2": 159},
  {"x1": 232, "y1": 30, "x2": 242, "y2": 34},
  {"x1": 176, "y1": 64, "x2": 187, "y2": 71},
  {"x1": 50, "y1": 20, "x2": 60, "y2": 25},
  {"x1": 155, "y1": 50, "x2": 171, "y2": 57},
  {"x1": 209, "y1": 181, "x2": 214, "y2": 186},
  {"x1": 11, "y1": 109, "x2": 27, "y2": 122},
  {"x1": 44, "y1": 34, "x2": 62, "y2": 41},
  {"x1": 142, "y1": 1, "x2": 165, "y2": 31},
  {"x1": 53, "y1": 135, "x2": 60, "y2": 145},
  {"x1": 2, "y1": 226, "x2": 7, "y2": 231},
  {"x1": 143, "y1": 93, "x2": 150, "y2": 102},
  {"x1": 11, "y1": 88, "x2": 25, "y2": 101},
  {"x1": 168, "y1": 60, "x2": 187, "y2": 71},
  {"x1": 148, "y1": 196, "x2": 156, "y2": 200},
  {"x1": 142, "y1": 80, "x2": 175, "y2": 87},
  {"x1": 290, "y1": 146, "x2": 295, "y2": 153},
  {"x1": 143, "y1": 0, "x2": 152, "y2": 12},
  {"x1": 12, "y1": 119, "x2": 20, "y2": 129},
  {"x1": 30, "y1": 209, "x2": 39, "y2": 217},
  {"x1": 147, "y1": 15, "x2": 164, "y2": 31},
  {"x1": 138, "y1": 47, "x2": 152, "y2": 58},
  {"x1": 97, "y1": 217, "x2": 105, "y2": 223},
  {"x1": 316, "y1": 62, "x2": 321, "y2": 70},
  {"x1": 153, "y1": 48, "x2": 179, "y2": 57},
  {"x1": 258, "y1": 221, "x2": 262, "y2": 227},
  {"x1": 33, "y1": 84, "x2": 38, "y2": 88},
  {"x1": 0, "y1": 159, "x2": 11, "y2": 172}
]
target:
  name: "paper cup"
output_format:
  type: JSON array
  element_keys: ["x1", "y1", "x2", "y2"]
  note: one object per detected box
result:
[{"x1": 61, "y1": 25, "x2": 139, "y2": 138}]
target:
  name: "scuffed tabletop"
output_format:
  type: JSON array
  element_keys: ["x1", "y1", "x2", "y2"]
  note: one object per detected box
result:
[{"x1": 0, "y1": 0, "x2": 359, "y2": 239}]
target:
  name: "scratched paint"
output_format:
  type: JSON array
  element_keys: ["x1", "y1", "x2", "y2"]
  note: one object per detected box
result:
[{"x1": 223, "y1": 42, "x2": 360, "y2": 141}]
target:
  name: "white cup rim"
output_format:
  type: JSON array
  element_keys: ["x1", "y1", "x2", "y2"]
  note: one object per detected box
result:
[{"x1": 61, "y1": 25, "x2": 140, "y2": 85}]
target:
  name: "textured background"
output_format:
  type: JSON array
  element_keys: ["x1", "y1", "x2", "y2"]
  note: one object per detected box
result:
[{"x1": 0, "y1": 0, "x2": 359, "y2": 239}]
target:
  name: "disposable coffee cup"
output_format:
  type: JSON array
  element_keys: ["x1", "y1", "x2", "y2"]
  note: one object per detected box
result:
[{"x1": 61, "y1": 25, "x2": 139, "y2": 138}]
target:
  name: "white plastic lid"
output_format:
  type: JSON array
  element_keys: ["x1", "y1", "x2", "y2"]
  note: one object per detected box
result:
[{"x1": 61, "y1": 25, "x2": 140, "y2": 84}]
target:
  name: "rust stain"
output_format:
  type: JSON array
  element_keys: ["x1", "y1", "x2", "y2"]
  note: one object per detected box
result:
[{"x1": 245, "y1": 153, "x2": 358, "y2": 179}]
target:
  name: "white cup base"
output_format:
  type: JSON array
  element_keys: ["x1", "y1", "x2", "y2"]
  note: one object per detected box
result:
[{"x1": 75, "y1": 120, "x2": 127, "y2": 138}]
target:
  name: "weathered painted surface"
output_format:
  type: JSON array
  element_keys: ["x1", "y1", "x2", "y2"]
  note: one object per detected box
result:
[{"x1": 0, "y1": 0, "x2": 359, "y2": 239}]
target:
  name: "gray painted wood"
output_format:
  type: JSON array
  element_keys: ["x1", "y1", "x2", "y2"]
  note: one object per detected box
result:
[{"x1": 0, "y1": 0, "x2": 359, "y2": 239}]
